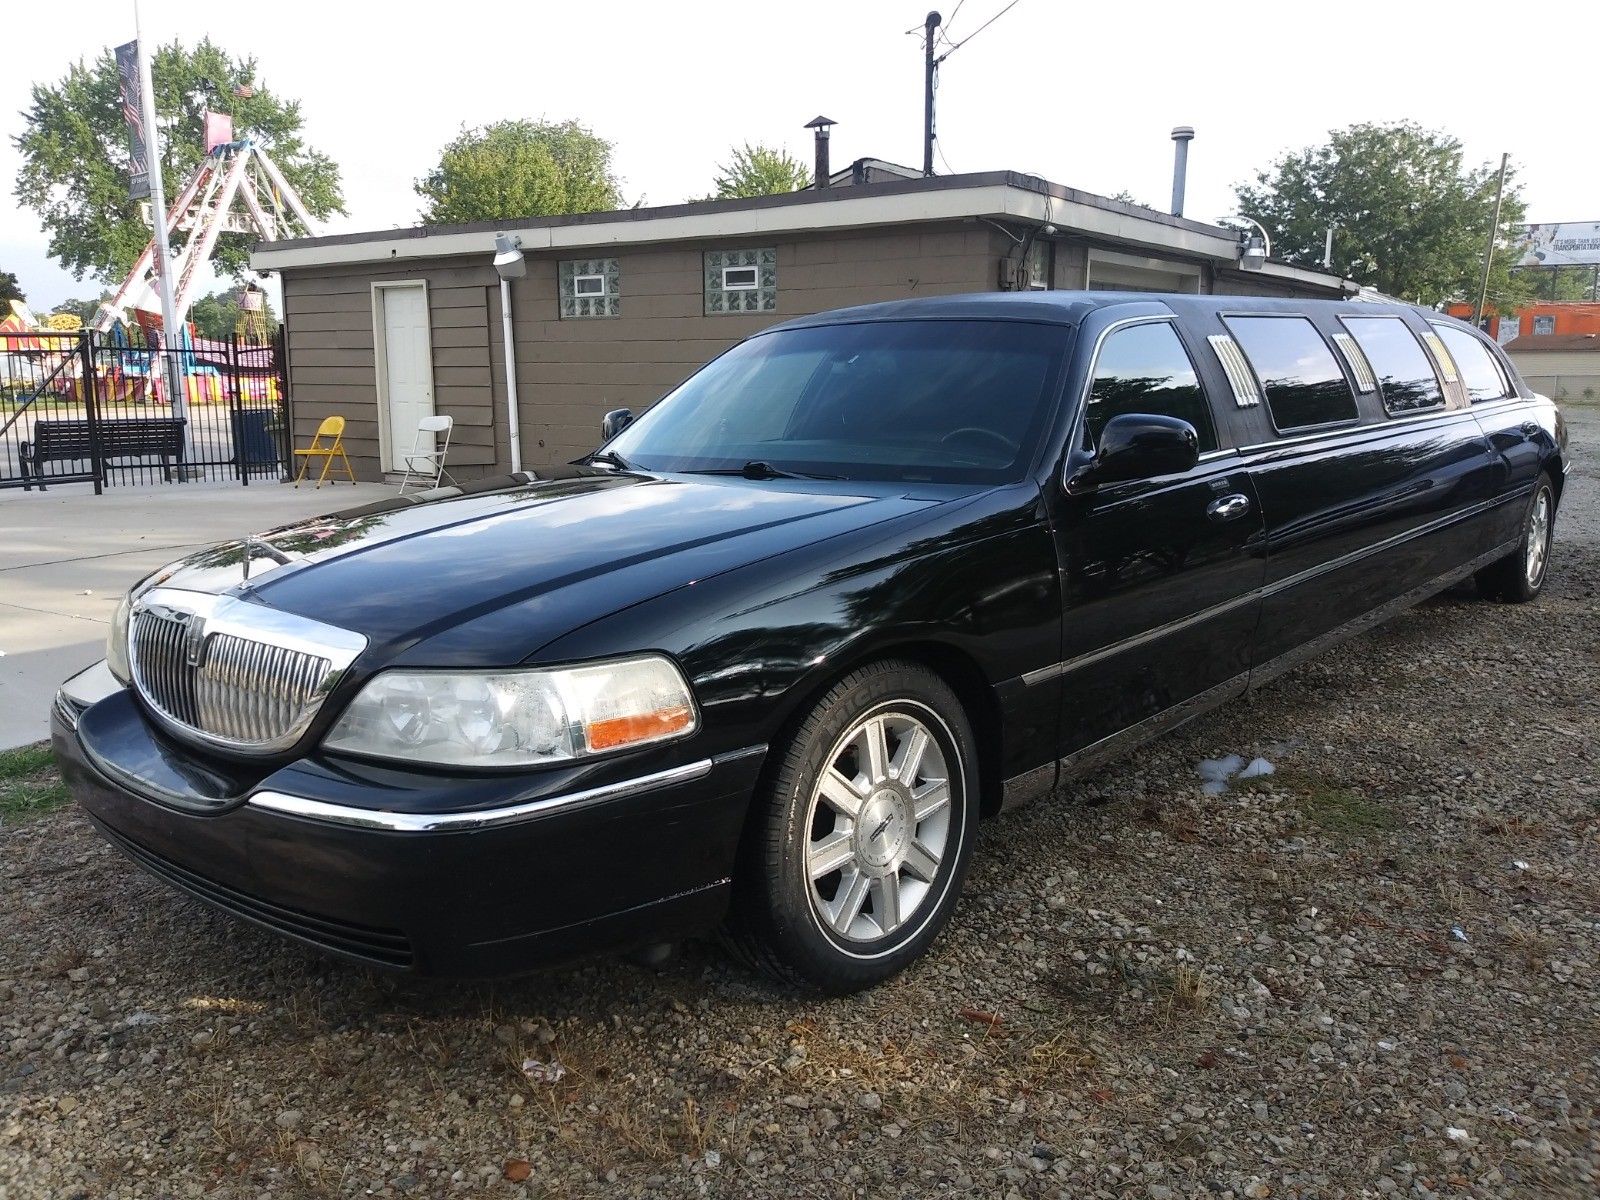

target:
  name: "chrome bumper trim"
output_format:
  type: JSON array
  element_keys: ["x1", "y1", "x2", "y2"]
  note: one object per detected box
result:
[{"x1": 246, "y1": 757, "x2": 722, "y2": 833}]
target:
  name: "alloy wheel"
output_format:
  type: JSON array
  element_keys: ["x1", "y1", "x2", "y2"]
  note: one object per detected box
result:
[
  {"x1": 1526, "y1": 489, "x2": 1551, "y2": 588},
  {"x1": 804, "y1": 709, "x2": 953, "y2": 943}
]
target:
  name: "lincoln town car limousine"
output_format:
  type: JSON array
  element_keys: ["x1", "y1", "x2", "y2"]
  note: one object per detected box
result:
[{"x1": 54, "y1": 292, "x2": 1567, "y2": 993}]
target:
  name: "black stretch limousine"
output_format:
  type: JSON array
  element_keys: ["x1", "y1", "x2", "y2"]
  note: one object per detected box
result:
[{"x1": 54, "y1": 292, "x2": 1567, "y2": 993}]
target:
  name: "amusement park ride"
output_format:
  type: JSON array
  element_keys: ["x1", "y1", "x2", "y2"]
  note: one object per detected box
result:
[{"x1": 96, "y1": 117, "x2": 319, "y2": 335}]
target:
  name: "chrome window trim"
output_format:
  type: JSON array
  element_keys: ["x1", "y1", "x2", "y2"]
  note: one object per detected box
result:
[
  {"x1": 1337, "y1": 315, "x2": 1448, "y2": 416},
  {"x1": 1060, "y1": 314, "x2": 1223, "y2": 490},
  {"x1": 1234, "y1": 399, "x2": 1489, "y2": 455},
  {"x1": 1206, "y1": 333, "x2": 1262, "y2": 408},
  {"x1": 1329, "y1": 331, "x2": 1378, "y2": 394},
  {"x1": 247, "y1": 756, "x2": 726, "y2": 832},
  {"x1": 1220, "y1": 312, "x2": 1361, "y2": 436},
  {"x1": 1427, "y1": 320, "x2": 1515, "y2": 404},
  {"x1": 128, "y1": 587, "x2": 367, "y2": 756}
]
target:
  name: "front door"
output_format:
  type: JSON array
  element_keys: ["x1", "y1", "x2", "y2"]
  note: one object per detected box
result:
[
  {"x1": 1043, "y1": 316, "x2": 1265, "y2": 762},
  {"x1": 378, "y1": 283, "x2": 435, "y2": 473}
]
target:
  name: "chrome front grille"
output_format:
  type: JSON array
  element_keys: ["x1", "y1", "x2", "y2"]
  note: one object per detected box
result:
[{"x1": 127, "y1": 588, "x2": 366, "y2": 755}]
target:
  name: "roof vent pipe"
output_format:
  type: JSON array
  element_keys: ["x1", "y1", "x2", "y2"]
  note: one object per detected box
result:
[
  {"x1": 1170, "y1": 126, "x2": 1195, "y2": 217},
  {"x1": 806, "y1": 115, "x2": 837, "y2": 189}
]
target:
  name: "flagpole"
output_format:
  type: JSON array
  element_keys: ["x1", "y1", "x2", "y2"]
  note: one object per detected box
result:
[{"x1": 134, "y1": 0, "x2": 192, "y2": 469}]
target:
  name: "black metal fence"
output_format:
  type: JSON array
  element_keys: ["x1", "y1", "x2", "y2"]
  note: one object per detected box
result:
[{"x1": 0, "y1": 327, "x2": 289, "y2": 492}]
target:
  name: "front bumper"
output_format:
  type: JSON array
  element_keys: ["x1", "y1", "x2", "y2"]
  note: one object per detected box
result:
[{"x1": 52, "y1": 666, "x2": 764, "y2": 976}]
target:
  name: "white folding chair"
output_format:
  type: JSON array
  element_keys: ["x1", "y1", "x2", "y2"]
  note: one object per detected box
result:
[{"x1": 398, "y1": 414, "x2": 456, "y2": 494}]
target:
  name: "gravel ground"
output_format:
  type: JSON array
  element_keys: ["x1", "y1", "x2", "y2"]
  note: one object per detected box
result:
[{"x1": 3, "y1": 408, "x2": 1596, "y2": 1200}]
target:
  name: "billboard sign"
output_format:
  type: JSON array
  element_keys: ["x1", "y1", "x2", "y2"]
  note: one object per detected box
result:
[
  {"x1": 114, "y1": 41, "x2": 150, "y2": 200},
  {"x1": 1516, "y1": 222, "x2": 1600, "y2": 268}
]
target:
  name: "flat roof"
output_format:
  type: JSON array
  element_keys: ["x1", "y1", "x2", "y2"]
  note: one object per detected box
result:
[{"x1": 251, "y1": 170, "x2": 1354, "y2": 294}]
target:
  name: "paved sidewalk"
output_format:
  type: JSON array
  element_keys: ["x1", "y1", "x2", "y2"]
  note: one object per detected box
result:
[{"x1": 0, "y1": 479, "x2": 394, "y2": 749}]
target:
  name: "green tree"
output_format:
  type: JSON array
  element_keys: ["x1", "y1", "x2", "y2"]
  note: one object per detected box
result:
[
  {"x1": 0, "y1": 270, "x2": 24, "y2": 314},
  {"x1": 13, "y1": 38, "x2": 344, "y2": 284},
  {"x1": 1234, "y1": 122, "x2": 1534, "y2": 310},
  {"x1": 709, "y1": 143, "x2": 812, "y2": 199},
  {"x1": 414, "y1": 119, "x2": 621, "y2": 224},
  {"x1": 189, "y1": 286, "x2": 277, "y2": 339}
]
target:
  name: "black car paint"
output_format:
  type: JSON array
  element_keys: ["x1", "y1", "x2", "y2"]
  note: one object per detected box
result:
[{"x1": 55, "y1": 291, "x2": 1566, "y2": 976}]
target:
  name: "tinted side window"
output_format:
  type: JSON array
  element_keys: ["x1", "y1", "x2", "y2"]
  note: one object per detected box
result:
[
  {"x1": 1223, "y1": 316, "x2": 1358, "y2": 431},
  {"x1": 1085, "y1": 321, "x2": 1218, "y2": 453},
  {"x1": 1432, "y1": 324, "x2": 1511, "y2": 403},
  {"x1": 1342, "y1": 317, "x2": 1444, "y2": 414}
]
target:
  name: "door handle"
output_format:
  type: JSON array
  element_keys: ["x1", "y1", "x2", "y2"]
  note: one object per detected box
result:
[{"x1": 1207, "y1": 493, "x2": 1251, "y2": 522}]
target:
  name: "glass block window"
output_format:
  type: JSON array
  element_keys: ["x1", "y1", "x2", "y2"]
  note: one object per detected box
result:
[
  {"x1": 559, "y1": 259, "x2": 620, "y2": 318},
  {"x1": 1026, "y1": 239, "x2": 1052, "y2": 289},
  {"x1": 704, "y1": 248, "x2": 777, "y2": 314}
]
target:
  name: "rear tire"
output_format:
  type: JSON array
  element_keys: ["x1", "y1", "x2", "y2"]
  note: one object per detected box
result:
[
  {"x1": 724, "y1": 660, "x2": 979, "y2": 994},
  {"x1": 1476, "y1": 473, "x2": 1555, "y2": 603}
]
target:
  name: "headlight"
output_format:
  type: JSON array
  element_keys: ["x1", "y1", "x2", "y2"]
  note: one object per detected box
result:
[
  {"x1": 323, "y1": 655, "x2": 698, "y2": 768},
  {"x1": 107, "y1": 592, "x2": 133, "y2": 683}
]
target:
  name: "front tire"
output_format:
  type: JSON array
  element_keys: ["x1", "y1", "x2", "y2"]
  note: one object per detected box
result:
[
  {"x1": 726, "y1": 660, "x2": 980, "y2": 993},
  {"x1": 1477, "y1": 473, "x2": 1556, "y2": 603}
]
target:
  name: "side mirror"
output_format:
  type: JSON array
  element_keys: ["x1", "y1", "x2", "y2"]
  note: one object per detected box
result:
[
  {"x1": 1071, "y1": 413, "x2": 1199, "y2": 489},
  {"x1": 600, "y1": 408, "x2": 633, "y2": 440}
]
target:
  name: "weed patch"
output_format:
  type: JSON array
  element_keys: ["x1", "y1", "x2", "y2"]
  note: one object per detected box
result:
[{"x1": 0, "y1": 743, "x2": 70, "y2": 822}]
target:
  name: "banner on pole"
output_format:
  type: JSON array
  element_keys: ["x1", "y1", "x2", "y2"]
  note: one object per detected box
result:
[{"x1": 115, "y1": 41, "x2": 150, "y2": 200}]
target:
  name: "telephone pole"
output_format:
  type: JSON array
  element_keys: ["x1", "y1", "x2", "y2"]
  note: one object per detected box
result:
[
  {"x1": 923, "y1": 11, "x2": 941, "y2": 176},
  {"x1": 1473, "y1": 152, "x2": 1510, "y2": 326}
]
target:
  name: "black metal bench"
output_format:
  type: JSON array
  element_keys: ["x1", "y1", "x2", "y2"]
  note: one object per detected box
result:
[{"x1": 19, "y1": 417, "x2": 187, "y2": 489}]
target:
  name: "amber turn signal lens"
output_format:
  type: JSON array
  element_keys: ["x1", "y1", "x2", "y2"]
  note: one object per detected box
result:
[{"x1": 585, "y1": 705, "x2": 695, "y2": 752}]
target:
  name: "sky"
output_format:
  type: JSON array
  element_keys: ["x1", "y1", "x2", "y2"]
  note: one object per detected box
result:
[{"x1": 3, "y1": 0, "x2": 1596, "y2": 313}]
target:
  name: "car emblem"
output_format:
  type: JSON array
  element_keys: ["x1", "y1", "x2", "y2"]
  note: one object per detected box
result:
[{"x1": 178, "y1": 611, "x2": 207, "y2": 667}]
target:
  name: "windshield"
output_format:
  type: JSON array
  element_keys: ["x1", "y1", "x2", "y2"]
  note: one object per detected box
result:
[{"x1": 604, "y1": 319, "x2": 1071, "y2": 483}]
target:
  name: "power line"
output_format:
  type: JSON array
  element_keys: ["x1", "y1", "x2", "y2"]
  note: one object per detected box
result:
[{"x1": 936, "y1": 0, "x2": 1021, "y2": 61}]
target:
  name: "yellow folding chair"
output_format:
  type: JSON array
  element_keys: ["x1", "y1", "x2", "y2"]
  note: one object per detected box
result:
[{"x1": 292, "y1": 415, "x2": 357, "y2": 488}]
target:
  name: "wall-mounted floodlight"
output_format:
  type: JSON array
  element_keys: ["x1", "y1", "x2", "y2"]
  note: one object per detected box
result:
[
  {"x1": 1219, "y1": 215, "x2": 1271, "y2": 271},
  {"x1": 493, "y1": 233, "x2": 526, "y2": 280}
]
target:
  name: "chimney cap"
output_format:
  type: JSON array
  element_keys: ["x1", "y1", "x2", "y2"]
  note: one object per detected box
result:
[
  {"x1": 1171, "y1": 125, "x2": 1195, "y2": 141},
  {"x1": 805, "y1": 115, "x2": 839, "y2": 130}
]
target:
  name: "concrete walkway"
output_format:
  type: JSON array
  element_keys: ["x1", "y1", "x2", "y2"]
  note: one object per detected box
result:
[{"x1": 0, "y1": 479, "x2": 395, "y2": 749}]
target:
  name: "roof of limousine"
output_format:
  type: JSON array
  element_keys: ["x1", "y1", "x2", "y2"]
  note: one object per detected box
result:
[{"x1": 767, "y1": 290, "x2": 1434, "y2": 330}]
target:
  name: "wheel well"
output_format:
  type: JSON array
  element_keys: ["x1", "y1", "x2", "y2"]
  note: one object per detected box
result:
[{"x1": 761, "y1": 640, "x2": 1007, "y2": 820}]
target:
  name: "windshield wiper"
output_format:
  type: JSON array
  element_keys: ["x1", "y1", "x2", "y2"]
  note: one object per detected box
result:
[
  {"x1": 583, "y1": 449, "x2": 640, "y2": 472},
  {"x1": 687, "y1": 461, "x2": 841, "y2": 481}
]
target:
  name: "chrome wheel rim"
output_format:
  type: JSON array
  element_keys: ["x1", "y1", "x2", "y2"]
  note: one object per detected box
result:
[
  {"x1": 1526, "y1": 490, "x2": 1551, "y2": 587},
  {"x1": 805, "y1": 709, "x2": 953, "y2": 944}
]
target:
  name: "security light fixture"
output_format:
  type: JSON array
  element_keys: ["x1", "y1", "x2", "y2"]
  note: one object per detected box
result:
[
  {"x1": 1219, "y1": 215, "x2": 1271, "y2": 272},
  {"x1": 493, "y1": 234, "x2": 526, "y2": 280}
]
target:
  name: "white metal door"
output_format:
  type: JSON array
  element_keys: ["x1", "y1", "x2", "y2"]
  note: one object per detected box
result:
[{"x1": 378, "y1": 284, "x2": 434, "y2": 473}]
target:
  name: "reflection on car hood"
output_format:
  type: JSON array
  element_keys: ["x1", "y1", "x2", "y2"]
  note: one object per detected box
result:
[{"x1": 141, "y1": 469, "x2": 954, "y2": 661}]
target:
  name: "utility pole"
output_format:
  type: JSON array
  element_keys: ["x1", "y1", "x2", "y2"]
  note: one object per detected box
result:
[
  {"x1": 923, "y1": 11, "x2": 941, "y2": 176},
  {"x1": 1473, "y1": 152, "x2": 1510, "y2": 327},
  {"x1": 134, "y1": 0, "x2": 192, "y2": 470}
]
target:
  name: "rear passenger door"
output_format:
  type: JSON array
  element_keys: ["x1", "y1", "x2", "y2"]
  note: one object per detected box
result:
[
  {"x1": 1429, "y1": 321, "x2": 1544, "y2": 546},
  {"x1": 1043, "y1": 315, "x2": 1265, "y2": 760},
  {"x1": 1216, "y1": 311, "x2": 1500, "y2": 683}
]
